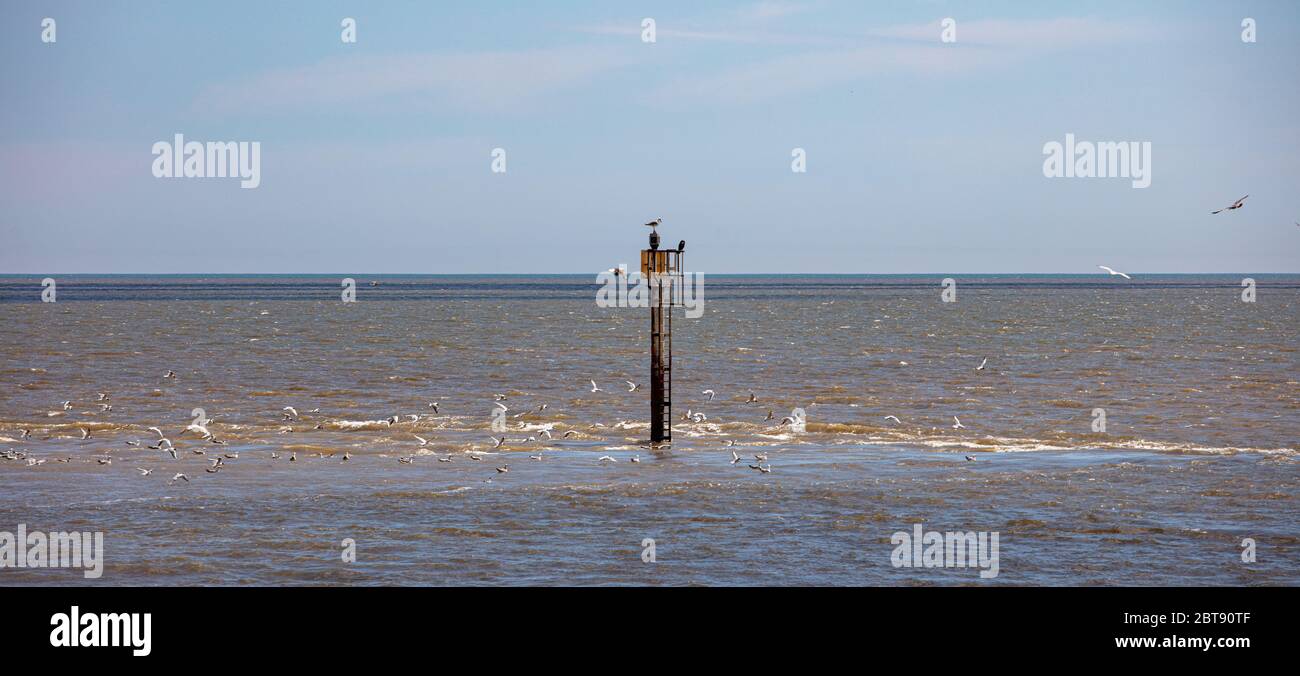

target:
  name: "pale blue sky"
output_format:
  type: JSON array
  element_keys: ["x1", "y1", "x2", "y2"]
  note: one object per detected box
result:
[{"x1": 2, "y1": 1, "x2": 1297, "y2": 273}]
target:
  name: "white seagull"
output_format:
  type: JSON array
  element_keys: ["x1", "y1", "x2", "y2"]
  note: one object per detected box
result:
[
  {"x1": 181, "y1": 422, "x2": 209, "y2": 438},
  {"x1": 976, "y1": 358, "x2": 988, "y2": 371},
  {"x1": 625, "y1": 380, "x2": 640, "y2": 392},
  {"x1": 702, "y1": 389, "x2": 715, "y2": 401},
  {"x1": 589, "y1": 380, "x2": 603, "y2": 393},
  {"x1": 952, "y1": 416, "x2": 966, "y2": 430},
  {"x1": 1098, "y1": 265, "x2": 1131, "y2": 280}
]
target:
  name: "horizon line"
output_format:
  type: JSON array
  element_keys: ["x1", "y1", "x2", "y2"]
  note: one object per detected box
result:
[{"x1": 2, "y1": 271, "x2": 1299, "y2": 277}]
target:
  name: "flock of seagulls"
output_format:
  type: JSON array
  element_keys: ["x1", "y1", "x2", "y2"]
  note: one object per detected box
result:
[{"x1": 8, "y1": 365, "x2": 996, "y2": 485}]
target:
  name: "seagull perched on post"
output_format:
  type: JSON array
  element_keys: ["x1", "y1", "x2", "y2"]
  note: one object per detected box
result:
[
  {"x1": 1211, "y1": 195, "x2": 1248, "y2": 214},
  {"x1": 644, "y1": 218, "x2": 662, "y2": 231},
  {"x1": 1098, "y1": 265, "x2": 1131, "y2": 280}
]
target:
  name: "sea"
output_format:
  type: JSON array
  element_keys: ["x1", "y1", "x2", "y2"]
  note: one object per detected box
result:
[{"x1": 1, "y1": 274, "x2": 1296, "y2": 585}]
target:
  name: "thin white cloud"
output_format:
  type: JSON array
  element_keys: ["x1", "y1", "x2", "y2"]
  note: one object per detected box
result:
[
  {"x1": 872, "y1": 17, "x2": 1161, "y2": 49},
  {"x1": 192, "y1": 47, "x2": 636, "y2": 115},
  {"x1": 574, "y1": 22, "x2": 832, "y2": 46},
  {"x1": 650, "y1": 16, "x2": 1164, "y2": 106},
  {"x1": 653, "y1": 43, "x2": 998, "y2": 106}
]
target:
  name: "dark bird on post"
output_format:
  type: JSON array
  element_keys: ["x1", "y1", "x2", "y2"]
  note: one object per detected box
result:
[{"x1": 677, "y1": 240, "x2": 685, "y2": 253}]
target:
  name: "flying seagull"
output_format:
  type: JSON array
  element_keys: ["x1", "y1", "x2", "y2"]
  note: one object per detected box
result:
[
  {"x1": 702, "y1": 389, "x2": 715, "y2": 402},
  {"x1": 976, "y1": 358, "x2": 988, "y2": 371},
  {"x1": 952, "y1": 416, "x2": 966, "y2": 430},
  {"x1": 625, "y1": 380, "x2": 640, "y2": 392},
  {"x1": 589, "y1": 380, "x2": 602, "y2": 393},
  {"x1": 1211, "y1": 195, "x2": 1248, "y2": 214},
  {"x1": 1098, "y1": 265, "x2": 1131, "y2": 280}
]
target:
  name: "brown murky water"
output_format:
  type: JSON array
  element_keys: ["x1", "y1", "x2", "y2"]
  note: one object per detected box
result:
[{"x1": 1, "y1": 275, "x2": 1297, "y2": 585}]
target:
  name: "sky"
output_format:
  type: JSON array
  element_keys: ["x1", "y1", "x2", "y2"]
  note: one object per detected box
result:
[{"x1": 1, "y1": 0, "x2": 1298, "y2": 274}]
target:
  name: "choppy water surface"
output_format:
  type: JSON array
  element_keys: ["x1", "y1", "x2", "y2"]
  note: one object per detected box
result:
[{"x1": 1, "y1": 275, "x2": 1297, "y2": 585}]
